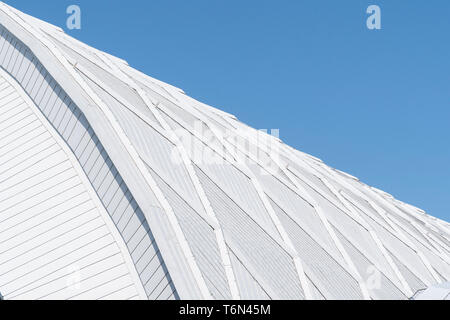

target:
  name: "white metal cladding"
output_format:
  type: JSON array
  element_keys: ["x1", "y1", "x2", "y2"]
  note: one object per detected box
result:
[
  {"x1": 228, "y1": 249, "x2": 270, "y2": 300},
  {"x1": 147, "y1": 164, "x2": 232, "y2": 299},
  {"x1": 0, "y1": 24, "x2": 178, "y2": 300},
  {"x1": 0, "y1": 73, "x2": 140, "y2": 300},
  {"x1": 268, "y1": 197, "x2": 363, "y2": 299},
  {"x1": 0, "y1": 3, "x2": 207, "y2": 301},
  {"x1": 0, "y1": 2, "x2": 449, "y2": 300},
  {"x1": 199, "y1": 162, "x2": 282, "y2": 240},
  {"x1": 247, "y1": 162, "x2": 345, "y2": 263},
  {"x1": 193, "y1": 165, "x2": 306, "y2": 300},
  {"x1": 331, "y1": 225, "x2": 406, "y2": 299},
  {"x1": 43, "y1": 32, "x2": 161, "y2": 129},
  {"x1": 75, "y1": 71, "x2": 207, "y2": 219},
  {"x1": 388, "y1": 249, "x2": 428, "y2": 293}
]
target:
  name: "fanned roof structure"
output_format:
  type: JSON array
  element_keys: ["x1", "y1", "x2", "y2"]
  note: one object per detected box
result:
[{"x1": 0, "y1": 2, "x2": 448, "y2": 300}]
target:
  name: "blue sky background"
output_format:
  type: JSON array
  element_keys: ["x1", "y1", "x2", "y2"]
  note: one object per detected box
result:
[{"x1": 6, "y1": 1, "x2": 450, "y2": 222}]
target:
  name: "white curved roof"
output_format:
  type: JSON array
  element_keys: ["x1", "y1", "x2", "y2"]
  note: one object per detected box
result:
[{"x1": 0, "y1": 2, "x2": 448, "y2": 300}]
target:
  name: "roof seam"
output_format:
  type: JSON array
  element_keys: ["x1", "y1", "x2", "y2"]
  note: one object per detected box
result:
[
  {"x1": 337, "y1": 190, "x2": 415, "y2": 297},
  {"x1": 73, "y1": 63, "x2": 221, "y2": 232},
  {"x1": 97, "y1": 52, "x2": 237, "y2": 299},
  {"x1": 128, "y1": 83, "x2": 302, "y2": 259},
  {"x1": 286, "y1": 162, "x2": 413, "y2": 296},
  {"x1": 275, "y1": 162, "x2": 371, "y2": 299},
  {"x1": 214, "y1": 133, "x2": 313, "y2": 299},
  {"x1": 313, "y1": 161, "x2": 441, "y2": 287}
]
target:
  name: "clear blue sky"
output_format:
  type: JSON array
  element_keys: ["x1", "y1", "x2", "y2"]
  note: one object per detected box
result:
[{"x1": 6, "y1": 1, "x2": 450, "y2": 222}]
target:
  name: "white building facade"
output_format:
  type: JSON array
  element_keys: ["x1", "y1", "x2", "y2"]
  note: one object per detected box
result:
[{"x1": 0, "y1": 2, "x2": 448, "y2": 300}]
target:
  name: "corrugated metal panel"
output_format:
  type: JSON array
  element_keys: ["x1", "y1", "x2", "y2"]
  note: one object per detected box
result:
[
  {"x1": 371, "y1": 202, "x2": 450, "y2": 277},
  {"x1": 336, "y1": 184, "x2": 394, "y2": 232},
  {"x1": 387, "y1": 249, "x2": 427, "y2": 294},
  {"x1": 247, "y1": 162, "x2": 343, "y2": 263},
  {"x1": 305, "y1": 276, "x2": 325, "y2": 300},
  {"x1": 269, "y1": 197, "x2": 363, "y2": 300},
  {"x1": 305, "y1": 175, "x2": 401, "y2": 282},
  {"x1": 0, "y1": 25, "x2": 177, "y2": 300},
  {"x1": 44, "y1": 30, "x2": 112, "y2": 72},
  {"x1": 0, "y1": 75, "x2": 138, "y2": 300},
  {"x1": 358, "y1": 208, "x2": 436, "y2": 286},
  {"x1": 394, "y1": 205, "x2": 450, "y2": 252},
  {"x1": 387, "y1": 211, "x2": 437, "y2": 251},
  {"x1": 121, "y1": 63, "x2": 185, "y2": 100},
  {"x1": 136, "y1": 79, "x2": 200, "y2": 129},
  {"x1": 395, "y1": 204, "x2": 450, "y2": 245},
  {"x1": 332, "y1": 225, "x2": 407, "y2": 299},
  {"x1": 43, "y1": 32, "x2": 161, "y2": 127},
  {"x1": 228, "y1": 249, "x2": 270, "y2": 300},
  {"x1": 77, "y1": 71, "x2": 206, "y2": 220},
  {"x1": 367, "y1": 194, "x2": 443, "y2": 256},
  {"x1": 283, "y1": 157, "x2": 340, "y2": 203},
  {"x1": 147, "y1": 164, "x2": 231, "y2": 299},
  {"x1": 170, "y1": 88, "x2": 238, "y2": 125},
  {"x1": 304, "y1": 181, "x2": 399, "y2": 285},
  {"x1": 194, "y1": 165, "x2": 304, "y2": 300},
  {"x1": 157, "y1": 109, "x2": 237, "y2": 173},
  {"x1": 199, "y1": 161, "x2": 281, "y2": 240},
  {"x1": 227, "y1": 135, "x2": 290, "y2": 184},
  {"x1": 340, "y1": 198, "x2": 409, "y2": 289},
  {"x1": 401, "y1": 230, "x2": 450, "y2": 280},
  {"x1": 1, "y1": 4, "x2": 449, "y2": 300}
]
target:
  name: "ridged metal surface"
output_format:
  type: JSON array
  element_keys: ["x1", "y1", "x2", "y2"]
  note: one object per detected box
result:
[
  {"x1": 0, "y1": 75, "x2": 139, "y2": 300},
  {"x1": 0, "y1": 3, "x2": 449, "y2": 300},
  {"x1": 194, "y1": 165, "x2": 305, "y2": 300},
  {"x1": 0, "y1": 24, "x2": 177, "y2": 300}
]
